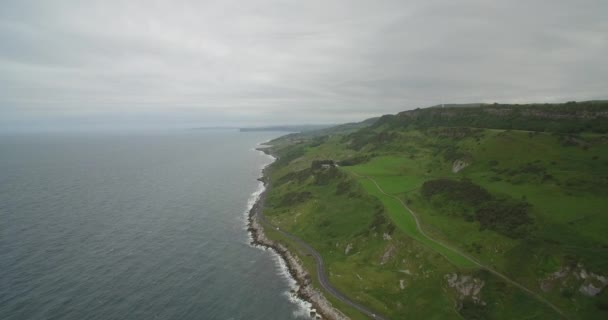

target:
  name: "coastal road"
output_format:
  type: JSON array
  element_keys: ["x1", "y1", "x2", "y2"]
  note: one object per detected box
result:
[
  {"x1": 353, "y1": 173, "x2": 567, "y2": 319},
  {"x1": 256, "y1": 193, "x2": 387, "y2": 320}
]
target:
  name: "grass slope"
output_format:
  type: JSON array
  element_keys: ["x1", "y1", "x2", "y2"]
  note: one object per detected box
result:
[{"x1": 261, "y1": 102, "x2": 608, "y2": 319}]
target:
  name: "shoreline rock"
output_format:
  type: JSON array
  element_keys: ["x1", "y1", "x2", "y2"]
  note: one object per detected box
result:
[{"x1": 247, "y1": 155, "x2": 349, "y2": 320}]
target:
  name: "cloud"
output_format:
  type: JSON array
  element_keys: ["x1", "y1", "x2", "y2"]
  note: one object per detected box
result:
[{"x1": 0, "y1": 0, "x2": 607, "y2": 129}]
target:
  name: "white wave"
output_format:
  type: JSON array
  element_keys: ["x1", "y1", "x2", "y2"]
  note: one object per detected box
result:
[
  {"x1": 269, "y1": 243, "x2": 314, "y2": 319},
  {"x1": 242, "y1": 179, "x2": 266, "y2": 244},
  {"x1": 241, "y1": 144, "x2": 275, "y2": 235},
  {"x1": 243, "y1": 145, "x2": 314, "y2": 319}
]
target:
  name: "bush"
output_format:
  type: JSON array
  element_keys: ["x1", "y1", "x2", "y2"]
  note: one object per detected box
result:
[
  {"x1": 338, "y1": 155, "x2": 372, "y2": 166},
  {"x1": 475, "y1": 199, "x2": 533, "y2": 238},
  {"x1": 422, "y1": 178, "x2": 534, "y2": 238},
  {"x1": 278, "y1": 191, "x2": 313, "y2": 207},
  {"x1": 335, "y1": 180, "x2": 354, "y2": 195},
  {"x1": 313, "y1": 167, "x2": 342, "y2": 185},
  {"x1": 276, "y1": 168, "x2": 311, "y2": 186},
  {"x1": 421, "y1": 178, "x2": 492, "y2": 206},
  {"x1": 311, "y1": 159, "x2": 335, "y2": 169}
]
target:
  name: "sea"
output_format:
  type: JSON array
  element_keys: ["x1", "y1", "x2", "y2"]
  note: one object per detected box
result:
[{"x1": 0, "y1": 129, "x2": 312, "y2": 320}]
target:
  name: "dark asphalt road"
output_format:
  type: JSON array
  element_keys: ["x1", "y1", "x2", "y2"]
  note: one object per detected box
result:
[{"x1": 256, "y1": 196, "x2": 387, "y2": 320}]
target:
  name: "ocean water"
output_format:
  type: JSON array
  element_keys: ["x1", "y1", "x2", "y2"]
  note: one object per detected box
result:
[{"x1": 0, "y1": 130, "x2": 311, "y2": 320}]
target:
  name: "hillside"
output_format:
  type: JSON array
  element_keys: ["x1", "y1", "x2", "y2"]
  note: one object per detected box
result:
[
  {"x1": 239, "y1": 124, "x2": 334, "y2": 132},
  {"x1": 375, "y1": 101, "x2": 608, "y2": 133},
  {"x1": 258, "y1": 101, "x2": 608, "y2": 320}
]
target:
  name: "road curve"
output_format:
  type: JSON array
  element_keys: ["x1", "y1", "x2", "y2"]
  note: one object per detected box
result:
[
  {"x1": 355, "y1": 173, "x2": 567, "y2": 319},
  {"x1": 256, "y1": 198, "x2": 387, "y2": 320}
]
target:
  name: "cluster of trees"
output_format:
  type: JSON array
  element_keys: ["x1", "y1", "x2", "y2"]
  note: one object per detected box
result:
[
  {"x1": 335, "y1": 179, "x2": 355, "y2": 196},
  {"x1": 421, "y1": 178, "x2": 492, "y2": 205},
  {"x1": 491, "y1": 161, "x2": 554, "y2": 184},
  {"x1": 421, "y1": 178, "x2": 533, "y2": 238},
  {"x1": 441, "y1": 145, "x2": 471, "y2": 162},
  {"x1": 475, "y1": 200, "x2": 533, "y2": 238},
  {"x1": 337, "y1": 154, "x2": 374, "y2": 166},
  {"x1": 312, "y1": 165, "x2": 342, "y2": 185},
  {"x1": 311, "y1": 159, "x2": 335, "y2": 169}
]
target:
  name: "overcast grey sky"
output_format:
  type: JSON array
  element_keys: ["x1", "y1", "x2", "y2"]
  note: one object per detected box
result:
[{"x1": 1, "y1": 0, "x2": 607, "y2": 130}]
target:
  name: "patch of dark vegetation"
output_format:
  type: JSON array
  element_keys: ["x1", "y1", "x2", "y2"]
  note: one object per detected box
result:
[
  {"x1": 278, "y1": 191, "x2": 313, "y2": 207},
  {"x1": 368, "y1": 204, "x2": 394, "y2": 233},
  {"x1": 385, "y1": 222, "x2": 396, "y2": 235},
  {"x1": 276, "y1": 168, "x2": 312, "y2": 186},
  {"x1": 434, "y1": 127, "x2": 485, "y2": 140},
  {"x1": 468, "y1": 241, "x2": 484, "y2": 254},
  {"x1": 422, "y1": 178, "x2": 534, "y2": 238},
  {"x1": 563, "y1": 175, "x2": 608, "y2": 195},
  {"x1": 337, "y1": 154, "x2": 374, "y2": 166},
  {"x1": 421, "y1": 178, "x2": 492, "y2": 206},
  {"x1": 317, "y1": 218, "x2": 331, "y2": 229},
  {"x1": 313, "y1": 167, "x2": 343, "y2": 185},
  {"x1": 442, "y1": 145, "x2": 471, "y2": 162},
  {"x1": 342, "y1": 128, "x2": 375, "y2": 150},
  {"x1": 459, "y1": 299, "x2": 490, "y2": 320},
  {"x1": 350, "y1": 203, "x2": 395, "y2": 237},
  {"x1": 475, "y1": 200, "x2": 533, "y2": 238},
  {"x1": 491, "y1": 162, "x2": 556, "y2": 184},
  {"x1": 558, "y1": 134, "x2": 590, "y2": 148},
  {"x1": 370, "y1": 206, "x2": 387, "y2": 228},
  {"x1": 335, "y1": 179, "x2": 359, "y2": 198},
  {"x1": 518, "y1": 163, "x2": 545, "y2": 174},
  {"x1": 308, "y1": 135, "x2": 329, "y2": 147},
  {"x1": 374, "y1": 101, "x2": 608, "y2": 133},
  {"x1": 311, "y1": 159, "x2": 336, "y2": 169},
  {"x1": 342, "y1": 128, "x2": 399, "y2": 150},
  {"x1": 596, "y1": 289, "x2": 608, "y2": 312},
  {"x1": 273, "y1": 144, "x2": 307, "y2": 167}
]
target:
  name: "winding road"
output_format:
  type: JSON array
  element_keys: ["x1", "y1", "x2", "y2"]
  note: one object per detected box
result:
[
  {"x1": 256, "y1": 190, "x2": 387, "y2": 320},
  {"x1": 354, "y1": 173, "x2": 567, "y2": 319}
]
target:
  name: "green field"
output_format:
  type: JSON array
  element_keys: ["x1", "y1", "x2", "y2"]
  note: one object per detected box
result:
[{"x1": 260, "y1": 102, "x2": 608, "y2": 319}]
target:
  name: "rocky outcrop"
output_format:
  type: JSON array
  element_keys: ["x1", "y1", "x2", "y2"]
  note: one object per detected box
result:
[
  {"x1": 445, "y1": 273, "x2": 486, "y2": 305},
  {"x1": 579, "y1": 280, "x2": 607, "y2": 297},
  {"x1": 399, "y1": 279, "x2": 406, "y2": 290},
  {"x1": 380, "y1": 244, "x2": 396, "y2": 265},
  {"x1": 539, "y1": 263, "x2": 608, "y2": 297},
  {"x1": 540, "y1": 266, "x2": 570, "y2": 292},
  {"x1": 577, "y1": 268, "x2": 608, "y2": 297},
  {"x1": 248, "y1": 185, "x2": 348, "y2": 320},
  {"x1": 344, "y1": 243, "x2": 353, "y2": 255},
  {"x1": 452, "y1": 159, "x2": 469, "y2": 173}
]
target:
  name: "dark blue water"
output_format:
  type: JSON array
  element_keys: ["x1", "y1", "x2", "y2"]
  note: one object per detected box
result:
[{"x1": 0, "y1": 130, "x2": 310, "y2": 320}]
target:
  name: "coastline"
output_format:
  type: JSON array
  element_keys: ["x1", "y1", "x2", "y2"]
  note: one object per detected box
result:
[{"x1": 246, "y1": 147, "x2": 348, "y2": 320}]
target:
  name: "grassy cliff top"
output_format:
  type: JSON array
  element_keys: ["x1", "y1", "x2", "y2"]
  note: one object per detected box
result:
[{"x1": 261, "y1": 101, "x2": 608, "y2": 320}]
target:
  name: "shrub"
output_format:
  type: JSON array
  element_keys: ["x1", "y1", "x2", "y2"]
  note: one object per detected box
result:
[
  {"x1": 475, "y1": 199, "x2": 533, "y2": 238},
  {"x1": 422, "y1": 178, "x2": 534, "y2": 238},
  {"x1": 421, "y1": 178, "x2": 492, "y2": 206},
  {"x1": 278, "y1": 191, "x2": 313, "y2": 207}
]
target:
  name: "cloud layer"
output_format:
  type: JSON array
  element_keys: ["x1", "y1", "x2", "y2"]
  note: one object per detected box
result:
[{"x1": 1, "y1": 0, "x2": 607, "y2": 128}]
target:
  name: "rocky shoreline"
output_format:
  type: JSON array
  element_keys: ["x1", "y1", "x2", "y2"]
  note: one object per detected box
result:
[{"x1": 247, "y1": 158, "x2": 349, "y2": 320}]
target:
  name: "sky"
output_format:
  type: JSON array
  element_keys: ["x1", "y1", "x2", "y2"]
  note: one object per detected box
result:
[{"x1": 1, "y1": 0, "x2": 607, "y2": 130}]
